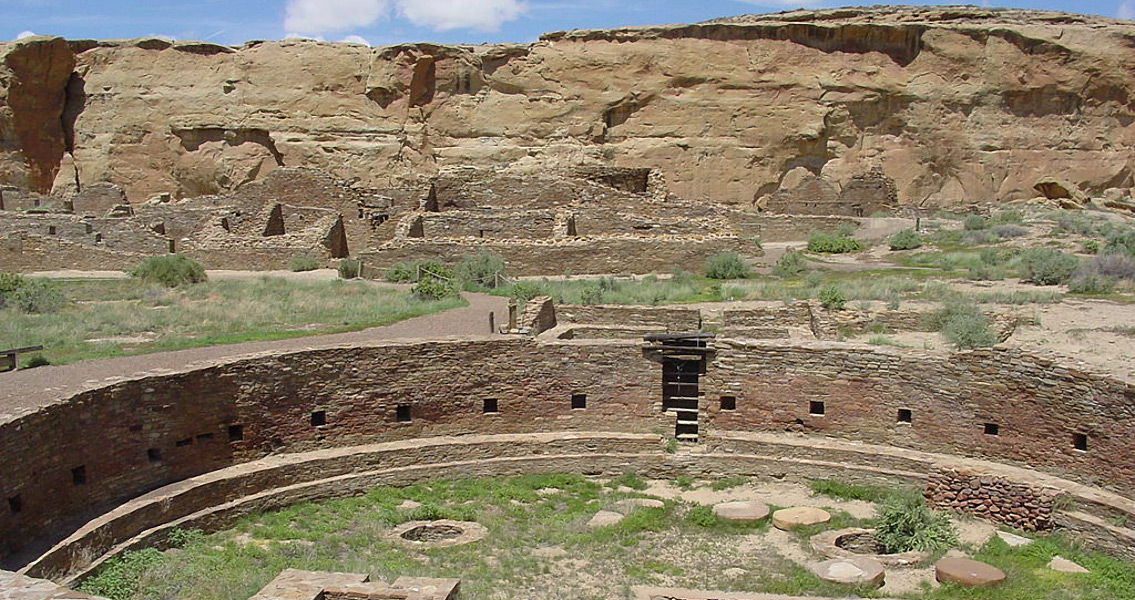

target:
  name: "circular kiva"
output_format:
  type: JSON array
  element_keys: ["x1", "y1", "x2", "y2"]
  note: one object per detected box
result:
[
  {"x1": 712, "y1": 500, "x2": 770, "y2": 523},
  {"x1": 810, "y1": 557, "x2": 886, "y2": 588},
  {"x1": 772, "y1": 506, "x2": 831, "y2": 531},
  {"x1": 387, "y1": 520, "x2": 487, "y2": 548},
  {"x1": 810, "y1": 527, "x2": 930, "y2": 566},
  {"x1": 935, "y1": 556, "x2": 1007, "y2": 587}
]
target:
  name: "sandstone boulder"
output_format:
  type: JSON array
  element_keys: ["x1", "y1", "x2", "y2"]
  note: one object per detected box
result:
[
  {"x1": 587, "y1": 511, "x2": 624, "y2": 528},
  {"x1": 772, "y1": 507, "x2": 830, "y2": 531},
  {"x1": 810, "y1": 557, "x2": 886, "y2": 588},
  {"x1": 935, "y1": 557, "x2": 1006, "y2": 587},
  {"x1": 712, "y1": 501, "x2": 770, "y2": 523},
  {"x1": 1048, "y1": 556, "x2": 1090, "y2": 573}
]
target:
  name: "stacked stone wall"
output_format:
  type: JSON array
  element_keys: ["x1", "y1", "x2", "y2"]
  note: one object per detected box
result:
[
  {"x1": 360, "y1": 236, "x2": 762, "y2": 276},
  {"x1": 1, "y1": 338, "x2": 1134, "y2": 569},
  {"x1": 925, "y1": 468, "x2": 1058, "y2": 531},
  {"x1": 705, "y1": 342, "x2": 1135, "y2": 495},
  {"x1": 557, "y1": 304, "x2": 701, "y2": 331}
]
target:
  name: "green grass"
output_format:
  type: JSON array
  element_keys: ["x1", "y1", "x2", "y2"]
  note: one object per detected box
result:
[
  {"x1": 81, "y1": 474, "x2": 1135, "y2": 600},
  {"x1": 0, "y1": 278, "x2": 465, "y2": 364}
]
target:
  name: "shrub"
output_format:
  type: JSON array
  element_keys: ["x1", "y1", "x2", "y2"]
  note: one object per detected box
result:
[
  {"x1": 1103, "y1": 228, "x2": 1135, "y2": 257},
  {"x1": 384, "y1": 261, "x2": 418, "y2": 282},
  {"x1": 8, "y1": 279, "x2": 66, "y2": 313},
  {"x1": 1020, "y1": 248, "x2": 1079, "y2": 285},
  {"x1": 128, "y1": 254, "x2": 207, "y2": 287},
  {"x1": 703, "y1": 252, "x2": 750, "y2": 279},
  {"x1": 818, "y1": 285, "x2": 846, "y2": 310},
  {"x1": 0, "y1": 272, "x2": 24, "y2": 295},
  {"x1": 874, "y1": 492, "x2": 958, "y2": 554},
  {"x1": 338, "y1": 257, "x2": 361, "y2": 279},
  {"x1": 991, "y1": 209, "x2": 1024, "y2": 224},
  {"x1": 967, "y1": 264, "x2": 1006, "y2": 281},
  {"x1": 411, "y1": 277, "x2": 458, "y2": 301},
  {"x1": 889, "y1": 229, "x2": 923, "y2": 251},
  {"x1": 962, "y1": 214, "x2": 987, "y2": 231},
  {"x1": 1092, "y1": 253, "x2": 1135, "y2": 280},
  {"x1": 456, "y1": 250, "x2": 507, "y2": 288},
  {"x1": 288, "y1": 256, "x2": 320, "y2": 272},
  {"x1": 807, "y1": 232, "x2": 864, "y2": 254},
  {"x1": 993, "y1": 224, "x2": 1029, "y2": 240},
  {"x1": 23, "y1": 354, "x2": 50, "y2": 369},
  {"x1": 1081, "y1": 239, "x2": 1101, "y2": 254},
  {"x1": 77, "y1": 548, "x2": 164, "y2": 600},
  {"x1": 772, "y1": 250, "x2": 807, "y2": 277},
  {"x1": 936, "y1": 303, "x2": 997, "y2": 350},
  {"x1": 1068, "y1": 271, "x2": 1116, "y2": 294},
  {"x1": 579, "y1": 285, "x2": 603, "y2": 305}
]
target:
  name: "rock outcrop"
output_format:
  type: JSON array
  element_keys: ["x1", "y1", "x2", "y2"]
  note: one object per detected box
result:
[{"x1": 0, "y1": 6, "x2": 1133, "y2": 208}]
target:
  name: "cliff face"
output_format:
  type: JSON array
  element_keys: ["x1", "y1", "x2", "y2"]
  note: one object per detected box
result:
[{"x1": 1, "y1": 6, "x2": 1134, "y2": 207}]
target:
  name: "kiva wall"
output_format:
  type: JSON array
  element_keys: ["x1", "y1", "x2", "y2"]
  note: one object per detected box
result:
[{"x1": 1, "y1": 337, "x2": 1133, "y2": 569}]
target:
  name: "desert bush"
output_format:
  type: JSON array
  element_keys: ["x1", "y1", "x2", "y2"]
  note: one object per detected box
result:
[
  {"x1": 962, "y1": 229, "x2": 999, "y2": 245},
  {"x1": 1020, "y1": 248, "x2": 1079, "y2": 285},
  {"x1": 1081, "y1": 239, "x2": 1101, "y2": 254},
  {"x1": 1103, "y1": 228, "x2": 1135, "y2": 257},
  {"x1": 1067, "y1": 270, "x2": 1116, "y2": 294},
  {"x1": 874, "y1": 492, "x2": 958, "y2": 554},
  {"x1": 0, "y1": 272, "x2": 24, "y2": 295},
  {"x1": 993, "y1": 224, "x2": 1029, "y2": 239},
  {"x1": 772, "y1": 250, "x2": 807, "y2": 277},
  {"x1": 384, "y1": 261, "x2": 418, "y2": 282},
  {"x1": 128, "y1": 254, "x2": 207, "y2": 287},
  {"x1": 457, "y1": 250, "x2": 507, "y2": 288},
  {"x1": 935, "y1": 303, "x2": 997, "y2": 349},
  {"x1": 338, "y1": 258, "x2": 361, "y2": 279},
  {"x1": 967, "y1": 264, "x2": 1006, "y2": 281},
  {"x1": 1091, "y1": 253, "x2": 1135, "y2": 280},
  {"x1": 962, "y1": 214, "x2": 987, "y2": 231},
  {"x1": 889, "y1": 229, "x2": 923, "y2": 251},
  {"x1": 807, "y1": 231, "x2": 864, "y2": 254},
  {"x1": 411, "y1": 277, "x2": 458, "y2": 301},
  {"x1": 579, "y1": 285, "x2": 603, "y2": 305},
  {"x1": 818, "y1": 285, "x2": 846, "y2": 310},
  {"x1": 703, "y1": 252, "x2": 750, "y2": 279},
  {"x1": 22, "y1": 354, "x2": 50, "y2": 369},
  {"x1": 8, "y1": 279, "x2": 66, "y2": 313},
  {"x1": 991, "y1": 209, "x2": 1024, "y2": 224},
  {"x1": 288, "y1": 256, "x2": 320, "y2": 272}
]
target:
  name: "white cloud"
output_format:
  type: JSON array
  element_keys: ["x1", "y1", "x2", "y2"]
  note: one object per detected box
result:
[
  {"x1": 15, "y1": 30, "x2": 36, "y2": 39},
  {"x1": 340, "y1": 34, "x2": 371, "y2": 45},
  {"x1": 284, "y1": 0, "x2": 390, "y2": 35},
  {"x1": 397, "y1": 0, "x2": 526, "y2": 32},
  {"x1": 283, "y1": 0, "x2": 525, "y2": 35},
  {"x1": 283, "y1": 32, "x2": 325, "y2": 41},
  {"x1": 1120, "y1": 0, "x2": 1135, "y2": 20}
]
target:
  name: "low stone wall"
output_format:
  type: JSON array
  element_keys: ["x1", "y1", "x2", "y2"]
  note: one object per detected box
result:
[
  {"x1": 722, "y1": 302, "x2": 1018, "y2": 341},
  {"x1": 419, "y1": 210, "x2": 557, "y2": 240},
  {"x1": 726, "y1": 214, "x2": 859, "y2": 243},
  {"x1": 557, "y1": 304, "x2": 702, "y2": 331},
  {"x1": 925, "y1": 468, "x2": 1058, "y2": 531},
  {"x1": 359, "y1": 236, "x2": 763, "y2": 276}
]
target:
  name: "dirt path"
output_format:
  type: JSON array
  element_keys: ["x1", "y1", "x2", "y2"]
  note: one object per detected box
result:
[{"x1": 0, "y1": 287, "x2": 509, "y2": 414}]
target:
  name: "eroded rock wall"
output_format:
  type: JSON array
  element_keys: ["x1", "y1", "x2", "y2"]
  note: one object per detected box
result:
[{"x1": 0, "y1": 7, "x2": 1133, "y2": 208}]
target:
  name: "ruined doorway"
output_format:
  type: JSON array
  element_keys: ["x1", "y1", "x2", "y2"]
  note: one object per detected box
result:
[{"x1": 643, "y1": 333, "x2": 714, "y2": 444}]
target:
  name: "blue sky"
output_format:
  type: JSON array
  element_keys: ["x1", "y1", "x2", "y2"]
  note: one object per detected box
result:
[{"x1": 4, "y1": 0, "x2": 1134, "y2": 46}]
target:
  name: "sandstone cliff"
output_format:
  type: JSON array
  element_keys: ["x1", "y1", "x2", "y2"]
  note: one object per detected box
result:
[{"x1": 1, "y1": 6, "x2": 1134, "y2": 208}]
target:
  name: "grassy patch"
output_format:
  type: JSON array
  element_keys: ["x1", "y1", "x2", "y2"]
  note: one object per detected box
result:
[
  {"x1": 810, "y1": 479, "x2": 895, "y2": 503},
  {"x1": 0, "y1": 278, "x2": 465, "y2": 364},
  {"x1": 91, "y1": 474, "x2": 1135, "y2": 600}
]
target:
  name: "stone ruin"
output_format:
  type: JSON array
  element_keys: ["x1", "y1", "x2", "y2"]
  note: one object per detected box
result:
[
  {"x1": 251, "y1": 569, "x2": 458, "y2": 600},
  {"x1": 760, "y1": 167, "x2": 900, "y2": 217}
]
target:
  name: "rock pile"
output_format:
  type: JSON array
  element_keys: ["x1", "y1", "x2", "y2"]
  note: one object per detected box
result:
[{"x1": 925, "y1": 469, "x2": 1058, "y2": 531}]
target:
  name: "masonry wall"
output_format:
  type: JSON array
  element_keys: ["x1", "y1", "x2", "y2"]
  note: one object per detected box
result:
[
  {"x1": 726, "y1": 214, "x2": 860, "y2": 242},
  {"x1": 704, "y1": 341, "x2": 1135, "y2": 494},
  {"x1": 556, "y1": 304, "x2": 702, "y2": 331},
  {"x1": 360, "y1": 237, "x2": 763, "y2": 276},
  {"x1": 420, "y1": 210, "x2": 557, "y2": 240},
  {"x1": 0, "y1": 339, "x2": 660, "y2": 563},
  {"x1": 2, "y1": 337, "x2": 1134, "y2": 569}
]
